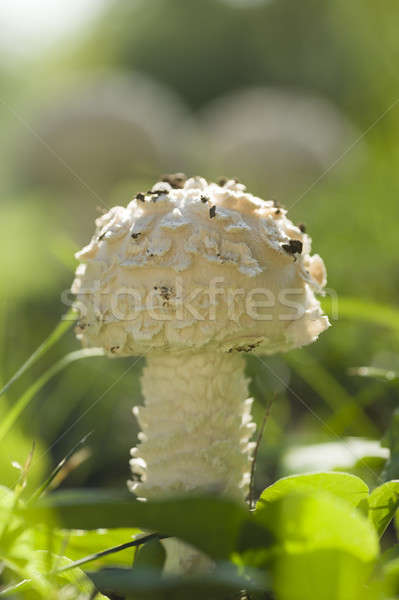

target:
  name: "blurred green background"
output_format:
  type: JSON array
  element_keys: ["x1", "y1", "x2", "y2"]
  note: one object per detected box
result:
[{"x1": 1, "y1": 0, "x2": 399, "y2": 497}]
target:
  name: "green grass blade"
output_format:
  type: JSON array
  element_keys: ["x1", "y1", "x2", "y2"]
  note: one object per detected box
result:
[
  {"x1": 348, "y1": 366, "x2": 399, "y2": 381},
  {"x1": 0, "y1": 309, "x2": 77, "y2": 399},
  {"x1": 29, "y1": 432, "x2": 93, "y2": 504},
  {"x1": 322, "y1": 296, "x2": 399, "y2": 336},
  {"x1": 326, "y1": 380, "x2": 383, "y2": 434},
  {"x1": 56, "y1": 533, "x2": 165, "y2": 574},
  {"x1": 285, "y1": 349, "x2": 379, "y2": 437},
  {"x1": 0, "y1": 349, "x2": 103, "y2": 443}
]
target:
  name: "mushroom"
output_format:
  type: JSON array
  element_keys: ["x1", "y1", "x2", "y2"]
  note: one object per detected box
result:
[{"x1": 71, "y1": 175, "x2": 329, "y2": 572}]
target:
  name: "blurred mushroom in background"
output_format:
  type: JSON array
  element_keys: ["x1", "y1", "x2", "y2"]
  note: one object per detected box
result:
[
  {"x1": 17, "y1": 71, "x2": 195, "y2": 200},
  {"x1": 199, "y1": 87, "x2": 361, "y2": 201}
]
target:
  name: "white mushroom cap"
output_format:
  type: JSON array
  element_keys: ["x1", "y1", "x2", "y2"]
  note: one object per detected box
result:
[{"x1": 72, "y1": 175, "x2": 329, "y2": 356}]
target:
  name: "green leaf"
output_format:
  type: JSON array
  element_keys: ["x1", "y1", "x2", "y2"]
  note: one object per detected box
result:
[
  {"x1": 368, "y1": 480, "x2": 399, "y2": 537},
  {"x1": 21, "y1": 551, "x2": 107, "y2": 599},
  {"x1": 249, "y1": 490, "x2": 379, "y2": 600},
  {"x1": 392, "y1": 506, "x2": 399, "y2": 541},
  {"x1": 24, "y1": 488, "x2": 135, "y2": 528},
  {"x1": 134, "y1": 537, "x2": 166, "y2": 571},
  {"x1": 35, "y1": 527, "x2": 141, "y2": 568},
  {"x1": 342, "y1": 456, "x2": 387, "y2": 490},
  {"x1": 87, "y1": 565, "x2": 268, "y2": 599},
  {"x1": 382, "y1": 556, "x2": 399, "y2": 598},
  {"x1": 255, "y1": 490, "x2": 378, "y2": 563},
  {"x1": 272, "y1": 549, "x2": 377, "y2": 600},
  {"x1": 24, "y1": 490, "x2": 273, "y2": 561},
  {"x1": 257, "y1": 472, "x2": 369, "y2": 510}
]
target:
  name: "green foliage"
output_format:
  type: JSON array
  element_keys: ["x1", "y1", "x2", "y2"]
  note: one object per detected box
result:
[
  {"x1": 25, "y1": 491, "x2": 273, "y2": 561},
  {"x1": 322, "y1": 297, "x2": 399, "y2": 341},
  {"x1": 257, "y1": 472, "x2": 369, "y2": 509},
  {"x1": 244, "y1": 474, "x2": 379, "y2": 600},
  {"x1": 253, "y1": 492, "x2": 378, "y2": 600},
  {"x1": 381, "y1": 409, "x2": 399, "y2": 481},
  {"x1": 13, "y1": 470, "x2": 399, "y2": 599},
  {"x1": 0, "y1": 204, "x2": 67, "y2": 302},
  {"x1": 3, "y1": 311, "x2": 399, "y2": 599},
  {"x1": 35, "y1": 528, "x2": 141, "y2": 568},
  {"x1": 133, "y1": 538, "x2": 166, "y2": 572},
  {"x1": 0, "y1": 309, "x2": 76, "y2": 401},
  {"x1": 87, "y1": 565, "x2": 266, "y2": 600},
  {"x1": 0, "y1": 485, "x2": 35, "y2": 565},
  {"x1": 0, "y1": 348, "x2": 102, "y2": 443},
  {"x1": 368, "y1": 481, "x2": 399, "y2": 538},
  {"x1": 5, "y1": 404, "x2": 397, "y2": 600}
]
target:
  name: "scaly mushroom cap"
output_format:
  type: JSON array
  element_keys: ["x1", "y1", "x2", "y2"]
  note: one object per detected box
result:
[{"x1": 72, "y1": 175, "x2": 329, "y2": 356}]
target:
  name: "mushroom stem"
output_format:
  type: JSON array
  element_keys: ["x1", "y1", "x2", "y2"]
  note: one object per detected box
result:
[
  {"x1": 129, "y1": 350, "x2": 256, "y2": 572},
  {"x1": 130, "y1": 350, "x2": 255, "y2": 498}
]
